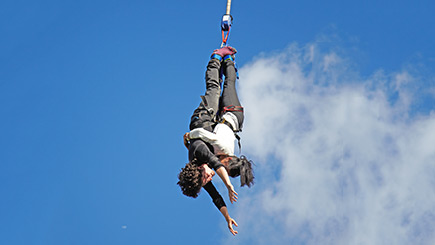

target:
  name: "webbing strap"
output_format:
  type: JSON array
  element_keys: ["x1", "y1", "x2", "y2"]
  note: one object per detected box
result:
[
  {"x1": 221, "y1": 118, "x2": 242, "y2": 154},
  {"x1": 223, "y1": 55, "x2": 234, "y2": 62},
  {"x1": 235, "y1": 133, "x2": 242, "y2": 154},
  {"x1": 221, "y1": 118, "x2": 234, "y2": 131},
  {"x1": 223, "y1": 105, "x2": 244, "y2": 113},
  {"x1": 221, "y1": 28, "x2": 230, "y2": 46},
  {"x1": 210, "y1": 54, "x2": 223, "y2": 62}
]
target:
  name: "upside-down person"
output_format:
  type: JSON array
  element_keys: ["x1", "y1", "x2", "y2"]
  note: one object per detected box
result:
[
  {"x1": 177, "y1": 47, "x2": 253, "y2": 236},
  {"x1": 183, "y1": 48, "x2": 254, "y2": 188}
]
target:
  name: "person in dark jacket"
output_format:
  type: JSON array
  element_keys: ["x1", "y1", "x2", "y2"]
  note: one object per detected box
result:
[{"x1": 177, "y1": 46, "x2": 240, "y2": 235}]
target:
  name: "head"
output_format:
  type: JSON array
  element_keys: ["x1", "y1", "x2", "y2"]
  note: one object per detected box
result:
[
  {"x1": 227, "y1": 155, "x2": 255, "y2": 187},
  {"x1": 177, "y1": 161, "x2": 215, "y2": 198},
  {"x1": 201, "y1": 164, "x2": 216, "y2": 186},
  {"x1": 218, "y1": 155, "x2": 233, "y2": 167}
]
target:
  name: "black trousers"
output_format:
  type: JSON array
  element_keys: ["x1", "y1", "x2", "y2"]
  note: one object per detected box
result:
[
  {"x1": 220, "y1": 59, "x2": 244, "y2": 130},
  {"x1": 190, "y1": 58, "x2": 244, "y2": 131}
]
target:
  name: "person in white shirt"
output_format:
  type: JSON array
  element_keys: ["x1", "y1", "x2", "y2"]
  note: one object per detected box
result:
[
  {"x1": 178, "y1": 46, "x2": 241, "y2": 236},
  {"x1": 184, "y1": 49, "x2": 254, "y2": 188}
]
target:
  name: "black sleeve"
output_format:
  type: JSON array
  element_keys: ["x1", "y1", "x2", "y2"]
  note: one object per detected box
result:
[
  {"x1": 190, "y1": 140, "x2": 224, "y2": 171},
  {"x1": 203, "y1": 182, "x2": 226, "y2": 210}
]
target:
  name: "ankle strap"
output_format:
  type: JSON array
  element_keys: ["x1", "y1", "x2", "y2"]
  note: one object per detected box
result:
[
  {"x1": 223, "y1": 55, "x2": 234, "y2": 62},
  {"x1": 210, "y1": 54, "x2": 223, "y2": 62}
]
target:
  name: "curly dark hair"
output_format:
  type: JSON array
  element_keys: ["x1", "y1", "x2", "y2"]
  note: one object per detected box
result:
[
  {"x1": 227, "y1": 155, "x2": 255, "y2": 187},
  {"x1": 177, "y1": 160, "x2": 203, "y2": 198}
]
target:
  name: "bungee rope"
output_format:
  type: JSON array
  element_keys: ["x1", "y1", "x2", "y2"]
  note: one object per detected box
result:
[
  {"x1": 226, "y1": 0, "x2": 232, "y2": 14},
  {"x1": 220, "y1": 0, "x2": 233, "y2": 47}
]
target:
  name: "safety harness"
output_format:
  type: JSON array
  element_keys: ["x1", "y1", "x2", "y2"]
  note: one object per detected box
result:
[
  {"x1": 222, "y1": 105, "x2": 243, "y2": 115},
  {"x1": 220, "y1": 104, "x2": 244, "y2": 154}
]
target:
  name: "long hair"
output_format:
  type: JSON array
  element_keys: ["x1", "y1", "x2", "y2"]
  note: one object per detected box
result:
[{"x1": 227, "y1": 155, "x2": 254, "y2": 187}]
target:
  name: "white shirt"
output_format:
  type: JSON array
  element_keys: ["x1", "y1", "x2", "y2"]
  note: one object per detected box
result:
[{"x1": 189, "y1": 112, "x2": 238, "y2": 156}]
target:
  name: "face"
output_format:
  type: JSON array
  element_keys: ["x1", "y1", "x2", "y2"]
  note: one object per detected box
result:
[
  {"x1": 219, "y1": 155, "x2": 233, "y2": 167},
  {"x1": 201, "y1": 164, "x2": 215, "y2": 186}
]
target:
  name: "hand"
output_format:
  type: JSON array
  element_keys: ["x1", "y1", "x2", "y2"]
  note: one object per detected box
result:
[
  {"x1": 183, "y1": 132, "x2": 190, "y2": 149},
  {"x1": 227, "y1": 184, "x2": 238, "y2": 204},
  {"x1": 227, "y1": 217, "x2": 238, "y2": 236},
  {"x1": 215, "y1": 167, "x2": 237, "y2": 203}
]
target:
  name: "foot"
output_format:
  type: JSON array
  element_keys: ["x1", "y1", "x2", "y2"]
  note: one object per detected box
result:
[{"x1": 212, "y1": 46, "x2": 237, "y2": 59}]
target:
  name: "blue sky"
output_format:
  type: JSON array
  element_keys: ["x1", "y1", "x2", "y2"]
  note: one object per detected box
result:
[{"x1": 1, "y1": 1, "x2": 435, "y2": 244}]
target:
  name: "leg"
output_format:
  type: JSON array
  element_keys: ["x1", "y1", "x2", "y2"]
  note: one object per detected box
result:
[
  {"x1": 220, "y1": 58, "x2": 244, "y2": 131},
  {"x1": 203, "y1": 58, "x2": 222, "y2": 117},
  {"x1": 189, "y1": 58, "x2": 222, "y2": 131}
]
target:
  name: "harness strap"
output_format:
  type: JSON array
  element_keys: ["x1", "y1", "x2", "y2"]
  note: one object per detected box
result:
[
  {"x1": 235, "y1": 133, "x2": 242, "y2": 154},
  {"x1": 210, "y1": 54, "x2": 223, "y2": 62},
  {"x1": 221, "y1": 27, "x2": 231, "y2": 45},
  {"x1": 223, "y1": 105, "x2": 244, "y2": 113},
  {"x1": 221, "y1": 118, "x2": 242, "y2": 154},
  {"x1": 221, "y1": 118, "x2": 234, "y2": 131},
  {"x1": 223, "y1": 55, "x2": 234, "y2": 62}
]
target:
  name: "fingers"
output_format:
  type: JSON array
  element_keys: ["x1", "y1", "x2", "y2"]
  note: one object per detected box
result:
[
  {"x1": 228, "y1": 218, "x2": 238, "y2": 235},
  {"x1": 183, "y1": 132, "x2": 190, "y2": 140},
  {"x1": 228, "y1": 185, "x2": 238, "y2": 204},
  {"x1": 228, "y1": 224, "x2": 238, "y2": 236},
  {"x1": 233, "y1": 219, "x2": 239, "y2": 227},
  {"x1": 229, "y1": 189, "x2": 238, "y2": 204},
  {"x1": 183, "y1": 133, "x2": 190, "y2": 149},
  {"x1": 230, "y1": 194, "x2": 237, "y2": 204},
  {"x1": 229, "y1": 185, "x2": 238, "y2": 195},
  {"x1": 230, "y1": 228, "x2": 238, "y2": 236},
  {"x1": 232, "y1": 190, "x2": 238, "y2": 202}
]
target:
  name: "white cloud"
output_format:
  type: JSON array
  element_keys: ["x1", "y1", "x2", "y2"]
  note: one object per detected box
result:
[{"x1": 224, "y1": 44, "x2": 435, "y2": 244}]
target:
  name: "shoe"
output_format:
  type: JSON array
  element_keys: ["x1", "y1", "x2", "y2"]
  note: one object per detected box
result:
[{"x1": 211, "y1": 46, "x2": 237, "y2": 59}]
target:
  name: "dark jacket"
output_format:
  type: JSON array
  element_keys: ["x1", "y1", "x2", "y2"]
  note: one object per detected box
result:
[{"x1": 189, "y1": 139, "x2": 226, "y2": 210}]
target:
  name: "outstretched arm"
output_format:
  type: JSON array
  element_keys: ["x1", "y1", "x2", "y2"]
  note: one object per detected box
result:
[
  {"x1": 216, "y1": 167, "x2": 238, "y2": 203},
  {"x1": 219, "y1": 206, "x2": 238, "y2": 236}
]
